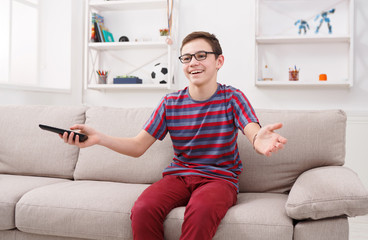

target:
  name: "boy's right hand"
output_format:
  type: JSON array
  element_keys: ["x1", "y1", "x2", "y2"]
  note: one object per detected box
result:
[{"x1": 61, "y1": 124, "x2": 100, "y2": 148}]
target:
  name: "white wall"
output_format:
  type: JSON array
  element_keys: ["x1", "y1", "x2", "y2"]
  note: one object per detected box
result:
[{"x1": 0, "y1": 0, "x2": 367, "y2": 187}]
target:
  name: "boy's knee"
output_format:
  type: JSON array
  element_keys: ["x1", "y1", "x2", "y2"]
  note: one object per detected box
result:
[
  {"x1": 131, "y1": 196, "x2": 166, "y2": 223},
  {"x1": 131, "y1": 199, "x2": 152, "y2": 220}
]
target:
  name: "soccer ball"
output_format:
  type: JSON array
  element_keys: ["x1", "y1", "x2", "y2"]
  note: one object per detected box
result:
[{"x1": 151, "y1": 63, "x2": 168, "y2": 84}]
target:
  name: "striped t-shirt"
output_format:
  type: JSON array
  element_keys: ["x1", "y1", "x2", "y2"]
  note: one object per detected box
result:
[{"x1": 144, "y1": 83, "x2": 259, "y2": 191}]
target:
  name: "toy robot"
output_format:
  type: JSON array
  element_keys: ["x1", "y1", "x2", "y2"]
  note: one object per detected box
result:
[
  {"x1": 294, "y1": 19, "x2": 310, "y2": 34},
  {"x1": 314, "y1": 8, "x2": 335, "y2": 34}
]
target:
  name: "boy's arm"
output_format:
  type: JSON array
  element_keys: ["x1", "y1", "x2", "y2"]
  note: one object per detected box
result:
[
  {"x1": 62, "y1": 124, "x2": 156, "y2": 158},
  {"x1": 98, "y1": 129, "x2": 156, "y2": 158},
  {"x1": 244, "y1": 122, "x2": 287, "y2": 157}
]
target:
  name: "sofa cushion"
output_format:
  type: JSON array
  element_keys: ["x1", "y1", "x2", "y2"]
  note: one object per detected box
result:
[
  {"x1": 285, "y1": 166, "x2": 368, "y2": 220},
  {"x1": 74, "y1": 107, "x2": 173, "y2": 184},
  {"x1": 16, "y1": 180, "x2": 149, "y2": 240},
  {"x1": 0, "y1": 230, "x2": 92, "y2": 240},
  {"x1": 164, "y1": 193, "x2": 293, "y2": 240},
  {"x1": 0, "y1": 105, "x2": 86, "y2": 179},
  {"x1": 238, "y1": 109, "x2": 346, "y2": 193},
  {"x1": 16, "y1": 185, "x2": 293, "y2": 240},
  {"x1": 294, "y1": 217, "x2": 349, "y2": 240},
  {"x1": 0, "y1": 174, "x2": 69, "y2": 230}
]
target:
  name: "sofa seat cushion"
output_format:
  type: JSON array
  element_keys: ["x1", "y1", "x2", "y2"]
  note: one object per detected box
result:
[
  {"x1": 163, "y1": 193, "x2": 293, "y2": 240},
  {"x1": 0, "y1": 230, "x2": 91, "y2": 240},
  {"x1": 0, "y1": 174, "x2": 69, "y2": 230},
  {"x1": 16, "y1": 181, "x2": 149, "y2": 240},
  {"x1": 0, "y1": 105, "x2": 86, "y2": 179}
]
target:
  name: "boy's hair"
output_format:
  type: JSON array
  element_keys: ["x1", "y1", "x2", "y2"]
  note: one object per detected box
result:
[{"x1": 180, "y1": 31, "x2": 223, "y2": 57}]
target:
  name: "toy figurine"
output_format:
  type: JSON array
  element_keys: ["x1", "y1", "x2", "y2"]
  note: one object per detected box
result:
[
  {"x1": 314, "y1": 8, "x2": 335, "y2": 34},
  {"x1": 294, "y1": 19, "x2": 310, "y2": 34}
]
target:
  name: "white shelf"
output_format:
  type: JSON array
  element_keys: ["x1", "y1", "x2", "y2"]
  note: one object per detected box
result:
[
  {"x1": 89, "y1": 0, "x2": 166, "y2": 11},
  {"x1": 255, "y1": 81, "x2": 351, "y2": 87},
  {"x1": 256, "y1": 35, "x2": 351, "y2": 44},
  {"x1": 255, "y1": 0, "x2": 354, "y2": 88},
  {"x1": 88, "y1": 41, "x2": 168, "y2": 50},
  {"x1": 88, "y1": 83, "x2": 169, "y2": 90},
  {"x1": 84, "y1": 0, "x2": 179, "y2": 91}
]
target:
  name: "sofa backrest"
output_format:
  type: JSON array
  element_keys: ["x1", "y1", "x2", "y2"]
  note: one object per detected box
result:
[
  {"x1": 237, "y1": 109, "x2": 346, "y2": 193},
  {"x1": 73, "y1": 107, "x2": 173, "y2": 183},
  {"x1": 74, "y1": 107, "x2": 346, "y2": 194},
  {"x1": 0, "y1": 105, "x2": 86, "y2": 179}
]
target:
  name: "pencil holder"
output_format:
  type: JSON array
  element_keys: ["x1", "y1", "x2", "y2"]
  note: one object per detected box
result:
[
  {"x1": 98, "y1": 75, "x2": 107, "y2": 84},
  {"x1": 289, "y1": 70, "x2": 299, "y2": 81}
]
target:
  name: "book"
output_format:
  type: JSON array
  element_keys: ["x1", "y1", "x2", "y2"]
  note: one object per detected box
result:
[
  {"x1": 103, "y1": 30, "x2": 114, "y2": 42},
  {"x1": 94, "y1": 22, "x2": 102, "y2": 42},
  {"x1": 92, "y1": 13, "x2": 105, "y2": 42}
]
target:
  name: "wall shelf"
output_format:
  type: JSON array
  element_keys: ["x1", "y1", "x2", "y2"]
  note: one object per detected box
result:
[
  {"x1": 255, "y1": 0, "x2": 354, "y2": 87},
  {"x1": 84, "y1": 0, "x2": 179, "y2": 90},
  {"x1": 255, "y1": 81, "x2": 351, "y2": 87},
  {"x1": 89, "y1": 0, "x2": 166, "y2": 11},
  {"x1": 256, "y1": 35, "x2": 350, "y2": 44},
  {"x1": 87, "y1": 83, "x2": 169, "y2": 90},
  {"x1": 88, "y1": 42, "x2": 168, "y2": 50}
]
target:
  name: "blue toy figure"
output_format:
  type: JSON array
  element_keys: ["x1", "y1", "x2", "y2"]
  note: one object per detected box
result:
[
  {"x1": 294, "y1": 19, "x2": 310, "y2": 34},
  {"x1": 314, "y1": 8, "x2": 335, "y2": 34}
]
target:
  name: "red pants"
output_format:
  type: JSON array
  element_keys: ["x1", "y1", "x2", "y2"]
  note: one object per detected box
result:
[{"x1": 130, "y1": 175, "x2": 237, "y2": 240}]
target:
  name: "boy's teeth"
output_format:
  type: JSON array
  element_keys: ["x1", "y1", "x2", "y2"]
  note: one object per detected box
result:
[{"x1": 191, "y1": 70, "x2": 203, "y2": 74}]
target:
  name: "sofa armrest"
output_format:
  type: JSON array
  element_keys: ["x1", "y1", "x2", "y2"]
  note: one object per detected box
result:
[{"x1": 285, "y1": 166, "x2": 368, "y2": 220}]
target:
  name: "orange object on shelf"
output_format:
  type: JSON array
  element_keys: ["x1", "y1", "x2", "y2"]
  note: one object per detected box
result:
[{"x1": 319, "y1": 74, "x2": 327, "y2": 81}]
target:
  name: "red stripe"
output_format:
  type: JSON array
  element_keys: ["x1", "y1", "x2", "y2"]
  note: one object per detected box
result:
[
  {"x1": 148, "y1": 99, "x2": 166, "y2": 137},
  {"x1": 166, "y1": 94, "x2": 189, "y2": 100},
  {"x1": 166, "y1": 108, "x2": 231, "y2": 120},
  {"x1": 166, "y1": 98, "x2": 231, "y2": 109},
  {"x1": 173, "y1": 135, "x2": 237, "y2": 151},
  {"x1": 170, "y1": 131, "x2": 233, "y2": 141},
  {"x1": 169, "y1": 119, "x2": 233, "y2": 131},
  {"x1": 233, "y1": 94, "x2": 252, "y2": 124},
  {"x1": 235, "y1": 89, "x2": 258, "y2": 122},
  {"x1": 180, "y1": 148, "x2": 236, "y2": 160},
  {"x1": 146, "y1": 98, "x2": 165, "y2": 131}
]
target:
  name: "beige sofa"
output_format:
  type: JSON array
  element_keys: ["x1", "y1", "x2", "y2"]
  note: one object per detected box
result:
[{"x1": 1, "y1": 105, "x2": 368, "y2": 240}]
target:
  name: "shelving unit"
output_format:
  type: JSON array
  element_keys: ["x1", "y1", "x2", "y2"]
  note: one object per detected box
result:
[
  {"x1": 255, "y1": 0, "x2": 354, "y2": 87},
  {"x1": 84, "y1": 0, "x2": 179, "y2": 90}
]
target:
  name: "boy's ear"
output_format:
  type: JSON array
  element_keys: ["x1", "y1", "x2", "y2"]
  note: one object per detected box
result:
[{"x1": 216, "y1": 55, "x2": 224, "y2": 70}]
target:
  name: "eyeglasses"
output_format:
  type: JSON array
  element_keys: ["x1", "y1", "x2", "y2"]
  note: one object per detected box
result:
[{"x1": 178, "y1": 51, "x2": 218, "y2": 64}]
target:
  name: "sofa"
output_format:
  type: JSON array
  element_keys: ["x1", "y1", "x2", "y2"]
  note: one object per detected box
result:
[{"x1": 1, "y1": 105, "x2": 368, "y2": 240}]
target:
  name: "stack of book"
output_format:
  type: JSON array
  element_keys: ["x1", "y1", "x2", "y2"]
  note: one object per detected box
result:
[{"x1": 91, "y1": 13, "x2": 114, "y2": 42}]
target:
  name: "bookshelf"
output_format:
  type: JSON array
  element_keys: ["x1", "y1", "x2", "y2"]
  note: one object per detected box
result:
[
  {"x1": 84, "y1": 0, "x2": 179, "y2": 90},
  {"x1": 255, "y1": 0, "x2": 354, "y2": 87}
]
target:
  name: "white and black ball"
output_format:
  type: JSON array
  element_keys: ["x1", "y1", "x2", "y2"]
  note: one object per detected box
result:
[{"x1": 151, "y1": 63, "x2": 168, "y2": 84}]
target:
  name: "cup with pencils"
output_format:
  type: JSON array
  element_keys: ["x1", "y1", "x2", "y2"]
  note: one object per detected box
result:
[
  {"x1": 289, "y1": 66, "x2": 299, "y2": 81},
  {"x1": 97, "y1": 70, "x2": 108, "y2": 84}
]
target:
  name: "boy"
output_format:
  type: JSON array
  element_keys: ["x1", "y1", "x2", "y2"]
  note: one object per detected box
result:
[{"x1": 62, "y1": 31, "x2": 287, "y2": 240}]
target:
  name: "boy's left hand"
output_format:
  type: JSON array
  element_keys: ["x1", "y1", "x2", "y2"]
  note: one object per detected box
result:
[{"x1": 254, "y1": 123, "x2": 287, "y2": 157}]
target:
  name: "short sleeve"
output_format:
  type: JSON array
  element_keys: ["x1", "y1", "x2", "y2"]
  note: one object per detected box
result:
[
  {"x1": 231, "y1": 89, "x2": 259, "y2": 134},
  {"x1": 143, "y1": 97, "x2": 168, "y2": 140}
]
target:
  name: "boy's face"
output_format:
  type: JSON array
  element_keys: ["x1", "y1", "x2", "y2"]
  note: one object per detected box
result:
[{"x1": 180, "y1": 38, "x2": 224, "y2": 88}]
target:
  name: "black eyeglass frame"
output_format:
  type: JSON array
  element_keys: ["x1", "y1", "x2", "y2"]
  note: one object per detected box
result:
[{"x1": 178, "y1": 51, "x2": 218, "y2": 64}]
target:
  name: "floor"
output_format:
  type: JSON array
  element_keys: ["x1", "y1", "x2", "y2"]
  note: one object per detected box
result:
[{"x1": 349, "y1": 215, "x2": 368, "y2": 239}]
